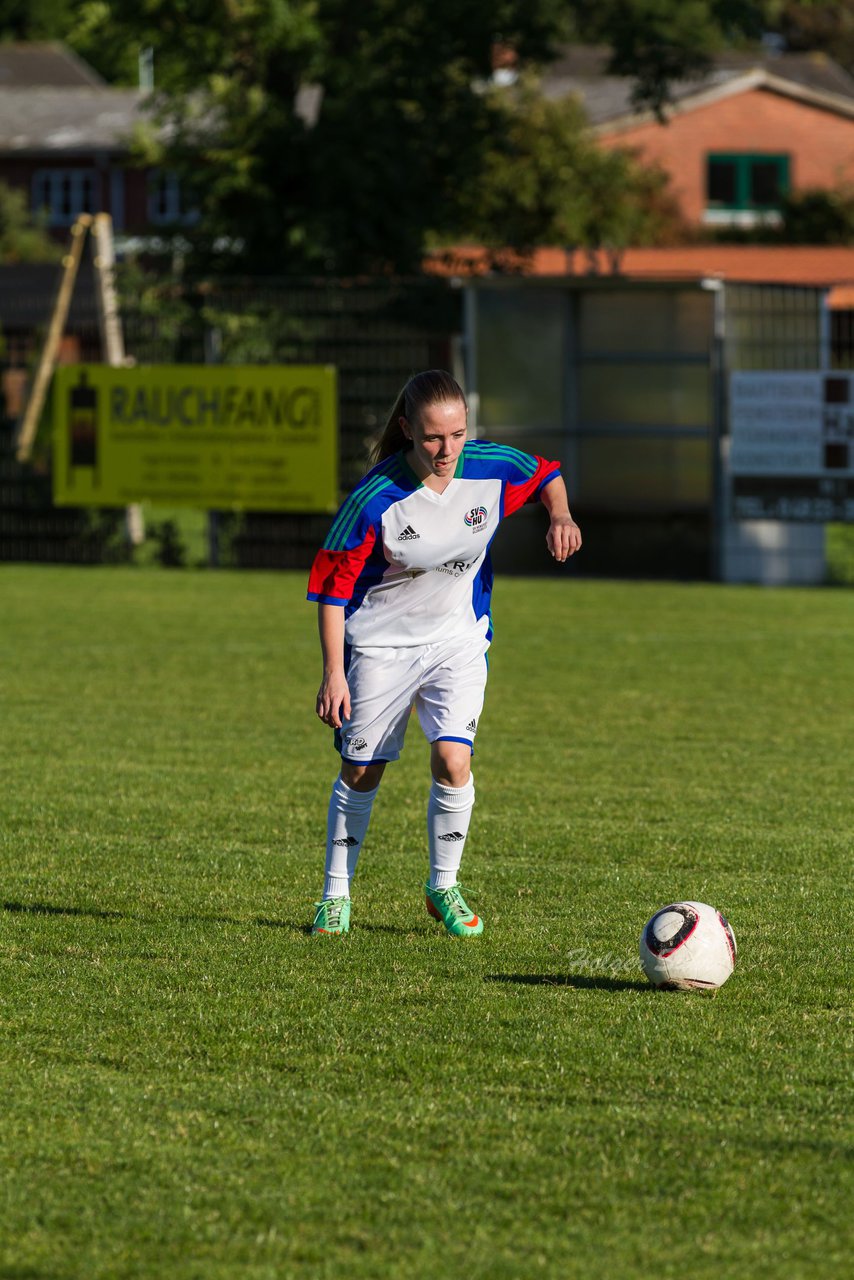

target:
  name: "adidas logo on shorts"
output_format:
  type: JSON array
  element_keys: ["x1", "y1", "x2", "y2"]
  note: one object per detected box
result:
[
  {"x1": 466, "y1": 718, "x2": 477, "y2": 733},
  {"x1": 438, "y1": 831, "x2": 466, "y2": 842},
  {"x1": 397, "y1": 525, "x2": 420, "y2": 540}
]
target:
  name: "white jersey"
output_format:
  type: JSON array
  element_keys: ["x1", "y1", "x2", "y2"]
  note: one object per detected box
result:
[{"x1": 307, "y1": 440, "x2": 560, "y2": 648}]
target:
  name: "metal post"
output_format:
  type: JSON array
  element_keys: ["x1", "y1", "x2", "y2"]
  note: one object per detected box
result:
[
  {"x1": 204, "y1": 325, "x2": 222, "y2": 567},
  {"x1": 707, "y1": 280, "x2": 727, "y2": 583},
  {"x1": 562, "y1": 287, "x2": 580, "y2": 506},
  {"x1": 462, "y1": 285, "x2": 479, "y2": 438},
  {"x1": 818, "y1": 289, "x2": 831, "y2": 371}
]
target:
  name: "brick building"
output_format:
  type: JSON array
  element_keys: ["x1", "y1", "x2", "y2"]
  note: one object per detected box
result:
[{"x1": 542, "y1": 45, "x2": 854, "y2": 228}]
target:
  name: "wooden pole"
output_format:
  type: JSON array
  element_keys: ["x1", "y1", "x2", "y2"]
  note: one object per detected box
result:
[
  {"x1": 15, "y1": 214, "x2": 92, "y2": 463},
  {"x1": 91, "y1": 212, "x2": 145, "y2": 545},
  {"x1": 91, "y1": 212, "x2": 127, "y2": 367}
]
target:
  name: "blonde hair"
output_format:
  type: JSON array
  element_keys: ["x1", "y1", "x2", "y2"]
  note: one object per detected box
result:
[{"x1": 369, "y1": 370, "x2": 467, "y2": 466}]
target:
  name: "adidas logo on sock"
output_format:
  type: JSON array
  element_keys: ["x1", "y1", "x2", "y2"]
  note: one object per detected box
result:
[
  {"x1": 466, "y1": 718, "x2": 477, "y2": 733},
  {"x1": 397, "y1": 525, "x2": 420, "y2": 540},
  {"x1": 332, "y1": 836, "x2": 359, "y2": 847},
  {"x1": 438, "y1": 831, "x2": 466, "y2": 841}
]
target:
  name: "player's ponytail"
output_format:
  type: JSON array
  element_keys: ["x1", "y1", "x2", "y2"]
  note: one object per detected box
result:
[{"x1": 369, "y1": 370, "x2": 467, "y2": 466}]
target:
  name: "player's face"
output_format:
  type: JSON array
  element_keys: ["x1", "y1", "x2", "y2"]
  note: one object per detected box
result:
[{"x1": 402, "y1": 400, "x2": 467, "y2": 481}]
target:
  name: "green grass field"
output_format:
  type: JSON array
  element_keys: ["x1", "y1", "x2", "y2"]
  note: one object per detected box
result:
[{"x1": 1, "y1": 566, "x2": 851, "y2": 1279}]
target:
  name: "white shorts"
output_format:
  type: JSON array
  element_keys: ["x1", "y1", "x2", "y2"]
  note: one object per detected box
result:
[{"x1": 337, "y1": 630, "x2": 489, "y2": 764}]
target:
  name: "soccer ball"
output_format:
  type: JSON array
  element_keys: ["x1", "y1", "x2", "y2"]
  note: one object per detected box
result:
[{"x1": 639, "y1": 901, "x2": 736, "y2": 991}]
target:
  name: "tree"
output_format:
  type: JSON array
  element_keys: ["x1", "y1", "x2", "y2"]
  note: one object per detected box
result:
[
  {"x1": 112, "y1": 0, "x2": 571, "y2": 275},
  {"x1": 572, "y1": 0, "x2": 778, "y2": 115},
  {"x1": 96, "y1": 0, "x2": 805, "y2": 273},
  {"x1": 711, "y1": 182, "x2": 854, "y2": 244},
  {"x1": 773, "y1": 2, "x2": 854, "y2": 76},
  {"x1": 8, "y1": 1, "x2": 808, "y2": 272},
  {"x1": 0, "y1": 0, "x2": 77, "y2": 40},
  {"x1": 779, "y1": 186, "x2": 854, "y2": 242},
  {"x1": 0, "y1": 182, "x2": 60, "y2": 263},
  {"x1": 453, "y1": 82, "x2": 686, "y2": 261}
]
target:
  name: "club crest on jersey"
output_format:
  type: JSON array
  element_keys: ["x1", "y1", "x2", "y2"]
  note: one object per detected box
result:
[{"x1": 464, "y1": 506, "x2": 488, "y2": 530}]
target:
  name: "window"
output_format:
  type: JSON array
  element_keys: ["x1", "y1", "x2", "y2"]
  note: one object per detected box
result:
[
  {"x1": 32, "y1": 169, "x2": 97, "y2": 227},
  {"x1": 707, "y1": 160, "x2": 737, "y2": 207},
  {"x1": 147, "y1": 170, "x2": 198, "y2": 226},
  {"x1": 705, "y1": 154, "x2": 789, "y2": 225}
]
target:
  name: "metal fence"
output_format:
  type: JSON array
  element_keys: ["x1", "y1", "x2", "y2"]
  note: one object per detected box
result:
[
  {"x1": 0, "y1": 273, "x2": 462, "y2": 566},
  {"x1": 721, "y1": 283, "x2": 827, "y2": 371},
  {"x1": 465, "y1": 276, "x2": 854, "y2": 579},
  {"x1": 831, "y1": 304, "x2": 854, "y2": 370},
  {"x1": 2, "y1": 267, "x2": 852, "y2": 573}
]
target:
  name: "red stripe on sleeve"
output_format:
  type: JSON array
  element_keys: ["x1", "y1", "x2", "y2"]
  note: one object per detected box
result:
[
  {"x1": 307, "y1": 526, "x2": 376, "y2": 603},
  {"x1": 503, "y1": 458, "x2": 561, "y2": 517}
]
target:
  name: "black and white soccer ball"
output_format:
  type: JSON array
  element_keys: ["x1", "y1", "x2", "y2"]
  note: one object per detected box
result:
[{"x1": 639, "y1": 901, "x2": 737, "y2": 991}]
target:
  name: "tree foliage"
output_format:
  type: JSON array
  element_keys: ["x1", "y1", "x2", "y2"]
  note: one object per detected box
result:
[
  {"x1": 0, "y1": 0, "x2": 77, "y2": 41},
  {"x1": 455, "y1": 82, "x2": 686, "y2": 258},
  {"x1": 114, "y1": 0, "x2": 572, "y2": 275},
  {"x1": 1, "y1": 0, "x2": 830, "y2": 272},
  {"x1": 0, "y1": 182, "x2": 61, "y2": 263},
  {"x1": 773, "y1": 2, "x2": 854, "y2": 75},
  {"x1": 713, "y1": 182, "x2": 854, "y2": 244},
  {"x1": 574, "y1": 0, "x2": 780, "y2": 114},
  {"x1": 779, "y1": 186, "x2": 854, "y2": 242}
]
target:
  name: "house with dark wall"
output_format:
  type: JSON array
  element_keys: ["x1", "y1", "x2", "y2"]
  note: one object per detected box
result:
[
  {"x1": 0, "y1": 42, "x2": 178, "y2": 239},
  {"x1": 541, "y1": 45, "x2": 854, "y2": 228}
]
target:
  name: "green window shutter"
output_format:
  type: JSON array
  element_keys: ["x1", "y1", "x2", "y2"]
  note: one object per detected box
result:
[{"x1": 706, "y1": 154, "x2": 790, "y2": 211}]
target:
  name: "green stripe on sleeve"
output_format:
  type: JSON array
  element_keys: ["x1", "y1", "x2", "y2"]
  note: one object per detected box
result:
[
  {"x1": 472, "y1": 443, "x2": 538, "y2": 477},
  {"x1": 324, "y1": 475, "x2": 394, "y2": 551}
]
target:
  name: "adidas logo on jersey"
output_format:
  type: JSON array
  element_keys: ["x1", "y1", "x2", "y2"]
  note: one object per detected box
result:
[
  {"x1": 397, "y1": 525, "x2": 420, "y2": 540},
  {"x1": 466, "y1": 719, "x2": 477, "y2": 733},
  {"x1": 437, "y1": 831, "x2": 466, "y2": 842}
]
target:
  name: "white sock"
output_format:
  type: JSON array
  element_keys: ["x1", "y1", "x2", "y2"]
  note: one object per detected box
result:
[
  {"x1": 322, "y1": 777, "x2": 378, "y2": 899},
  {"x1": 427, "y1": 774, "x2": 475, "y2": 890}
]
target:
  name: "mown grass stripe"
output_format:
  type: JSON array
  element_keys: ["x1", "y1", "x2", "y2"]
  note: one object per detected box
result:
[{"x1": 0, "y1": 566, "x2": 851, "y2": 1280}]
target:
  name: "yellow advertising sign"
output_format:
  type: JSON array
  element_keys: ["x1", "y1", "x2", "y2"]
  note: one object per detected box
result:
[{"x1": 53, "y1": 363, "x2": 338, "y2": 512}]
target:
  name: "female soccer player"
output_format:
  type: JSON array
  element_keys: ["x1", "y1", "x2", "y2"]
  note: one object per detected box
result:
[{"x1": 307, "y1": 370, "x2": 581, "y2": 936}]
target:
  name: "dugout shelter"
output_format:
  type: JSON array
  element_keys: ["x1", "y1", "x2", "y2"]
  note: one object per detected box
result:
[{"x1": 463, "y1": 274, "x2": 833, "y2": 584}]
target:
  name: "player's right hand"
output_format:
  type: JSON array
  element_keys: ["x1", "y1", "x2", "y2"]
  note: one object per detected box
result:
[{"x1": 316, "y1": 671, "x2": 351, "y2": 728}]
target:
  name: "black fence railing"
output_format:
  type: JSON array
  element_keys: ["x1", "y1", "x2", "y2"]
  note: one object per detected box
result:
[
  {"x1": 0, "y1": 415, "x2": 130, "y2": 563},
  {"x1": 0, "y1": 273, "x2": 462, "y2": 567}
]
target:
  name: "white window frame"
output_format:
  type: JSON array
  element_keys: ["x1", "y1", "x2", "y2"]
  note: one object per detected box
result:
[{"x1": 32, "y1": 169, "x2": 98, "y2": 227}]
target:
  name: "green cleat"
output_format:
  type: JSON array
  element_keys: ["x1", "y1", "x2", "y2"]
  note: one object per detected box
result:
[
  {"x1": 311, "y1": 896, "x2": 351, "y2": 935},
  {"x1": 425, "y1": 883, "x2": 483, "y2": 937}
]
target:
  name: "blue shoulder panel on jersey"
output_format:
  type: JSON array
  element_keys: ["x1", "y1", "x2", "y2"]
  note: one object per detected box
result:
[
  {"x1": 322, "y1": 455, "x2": 412, "y2": 552},
  {"x1": 461, "y1": 439, "x2": 538, "y2": 480},
  {"x1": 470, "y1": 555, "x2": 494, "y2": 634}
]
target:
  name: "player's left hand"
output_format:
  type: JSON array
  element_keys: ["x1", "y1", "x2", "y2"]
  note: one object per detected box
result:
[{"x1": 547, "y1": 516, "x2": 582, "y2": 562}]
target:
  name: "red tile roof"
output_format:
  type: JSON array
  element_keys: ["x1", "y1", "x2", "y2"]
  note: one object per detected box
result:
[{"x1": 427, "y1": 244, "x2": 854, "y2": 306}]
